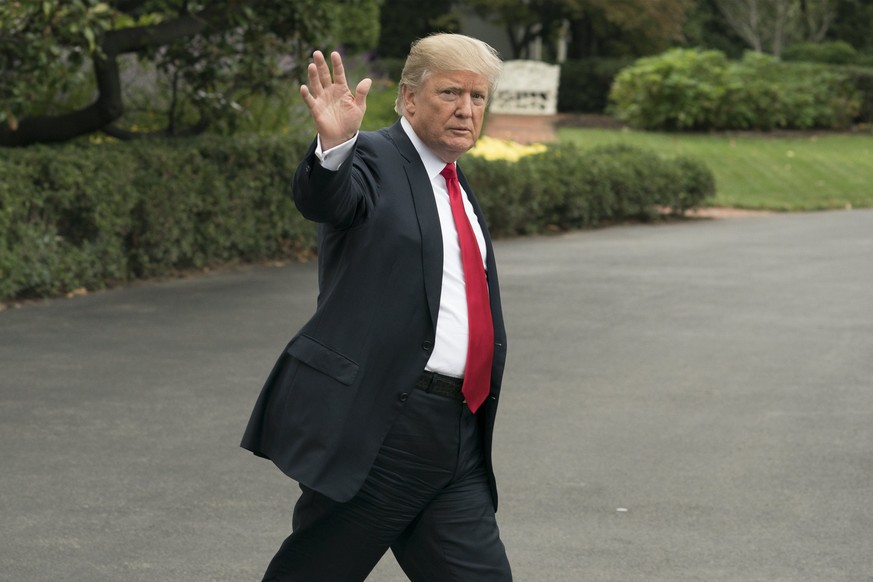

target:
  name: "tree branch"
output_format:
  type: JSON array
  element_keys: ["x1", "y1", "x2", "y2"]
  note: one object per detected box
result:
[{"x1": 0, "y1": 5, "x2": 237, "y2": 147}]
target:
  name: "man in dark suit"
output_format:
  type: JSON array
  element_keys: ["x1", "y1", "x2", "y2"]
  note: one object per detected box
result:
[{"x1": 241, "y1": 33, "x2": 511, "y2": 581}]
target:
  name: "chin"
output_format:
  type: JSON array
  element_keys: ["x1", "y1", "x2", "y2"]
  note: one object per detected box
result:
[{"x1": 444, "y1": 138, "x2": 475, "y2": 153}]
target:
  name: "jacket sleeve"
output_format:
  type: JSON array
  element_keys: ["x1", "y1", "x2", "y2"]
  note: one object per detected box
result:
[{"x1": 292, "y1": 136, "x2": 380, "y2": 229}]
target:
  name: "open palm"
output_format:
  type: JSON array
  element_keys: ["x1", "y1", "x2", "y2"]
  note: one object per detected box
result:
[{"x1": 300, "y1": 51, "x2": 372, "y2": 151}]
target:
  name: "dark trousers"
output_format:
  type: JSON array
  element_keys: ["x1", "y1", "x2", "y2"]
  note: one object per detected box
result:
[{"x1": 261, "y1": 381, "x2": 512, "y2": 581}]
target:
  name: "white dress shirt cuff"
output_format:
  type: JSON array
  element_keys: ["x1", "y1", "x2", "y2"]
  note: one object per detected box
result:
[{"x1": 314, "y1": 133, "x2": 358, "y2": 171}]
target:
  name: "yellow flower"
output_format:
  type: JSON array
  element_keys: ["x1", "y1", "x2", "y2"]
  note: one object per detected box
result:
[{"x1": 467, "y1": 136, "x2": 547, "y2": 162}]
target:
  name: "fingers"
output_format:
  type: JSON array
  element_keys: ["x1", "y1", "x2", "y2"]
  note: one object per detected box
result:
[
  {"x1": 299, "y1": 83, "x2": 314, "y2": 109},
  {"x1": 355, "y1": 78, "x2": 372, "y2": 109},
  {"x1": 300, "y1": 49, "x2": 369, "y2": 112},
  {"x1": 330, "y1": 51, "x2": 348, "y2": 88},
  {"x1": 304, "y1": 50, "x2": 350, "y2": 97},
  {"x1": 316, "y1": 50, "x2": 334, "y2": 92},
  {"x1": 305, "y1": 51, "x2": 327, "y2": 97}
]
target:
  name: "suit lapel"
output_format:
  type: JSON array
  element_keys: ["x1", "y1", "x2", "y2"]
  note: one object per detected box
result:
[{"x1": 386, "y1": 122, "x2": 443, "y2": 329}]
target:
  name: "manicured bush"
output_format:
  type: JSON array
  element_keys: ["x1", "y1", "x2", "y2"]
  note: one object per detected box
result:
[
  {"x1": 462, "y1": 141, "x2": 715, "y2": 236},
  {"x1": 781, "y1": 41, "x2": 859, "y2": 65},
  {"x1": 608, "y1": 49, "x2": 732, "y2": 131},
  {"x1": 841, "y1": 65, "x2": 873, "y2": 123},
  {"x1": 0, "y1": 135, "x2": 314, "y2": 300},
  {"x1": 609, "y1": 48, "x2": 862, "y2": 131},
  {"x1": 1, "y1": 135, "x2": 715, "y2": 301}
]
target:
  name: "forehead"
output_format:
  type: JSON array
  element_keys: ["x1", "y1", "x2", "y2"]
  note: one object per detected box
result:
[{"x1": 425, "y1": 69, "x2": 490, "y2": 91}]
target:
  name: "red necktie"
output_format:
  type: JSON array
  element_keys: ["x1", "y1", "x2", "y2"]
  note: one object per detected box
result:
[{"x1": 441, "y1": 163, "x2": 494, "y2": 413}]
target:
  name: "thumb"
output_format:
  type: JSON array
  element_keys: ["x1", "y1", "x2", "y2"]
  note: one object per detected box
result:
[{"x1": 355, "y1": 78, "x2": 372, "y2": 109}]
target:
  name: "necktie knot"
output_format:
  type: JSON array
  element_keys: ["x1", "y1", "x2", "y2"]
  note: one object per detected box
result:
[
  {"x1": 440, "y1": 164, "x2": 461, "y2": 199},
  {"x1": 440, "y1": 163, "x2": 456, "y2": 179}
]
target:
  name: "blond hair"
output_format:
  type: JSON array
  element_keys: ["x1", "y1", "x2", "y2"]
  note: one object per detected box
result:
[{"x1": 394, "y1": 33, "x2": 502, "y2": 115}]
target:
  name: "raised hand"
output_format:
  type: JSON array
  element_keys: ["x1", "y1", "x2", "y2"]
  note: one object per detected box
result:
[{"x1": 300, "y1": 50, "x2": 372, "y2": 151}]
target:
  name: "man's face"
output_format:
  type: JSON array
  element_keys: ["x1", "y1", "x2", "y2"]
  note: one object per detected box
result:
[{"x1": 402, "y1": 69, "x2": 490, "y2": 163}]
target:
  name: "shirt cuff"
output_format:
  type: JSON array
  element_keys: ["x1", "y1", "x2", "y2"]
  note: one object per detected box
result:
[{"x1": 315, "y1": 133, "x2": 358, "y2": 171}]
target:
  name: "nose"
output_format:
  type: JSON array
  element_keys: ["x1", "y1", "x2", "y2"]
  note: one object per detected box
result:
[{"x1": 455, "y1": 94, "x2": 473, "y2": 118}]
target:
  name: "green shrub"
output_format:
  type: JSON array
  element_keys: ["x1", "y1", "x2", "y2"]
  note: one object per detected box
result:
[
  {"x1": 841, "y1": 65, "x2": 873, "y2": 123},
  {"x1": 462, "y1": 142, "x2": 715, "y2": 236},
  {"x1": 608, "y1": 49, "x2": 732, "y2": 131},
  {"x1": 781, "y1": 41, "x2": 859, "y2": 65},
  {"x1": 1, "y1": 135, "x2": 715, "y2": 301},
  {"x1": 609, "y1": 48, "x2": 862, "y2": 131},
  {"x1": 0, "y1": 135, "x2": 315, "y2": 300}
]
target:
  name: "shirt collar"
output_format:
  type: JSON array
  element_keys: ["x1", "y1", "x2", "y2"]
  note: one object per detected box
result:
[{"x1": 400, "y1": 116, "x2": 453, "y2": 181}]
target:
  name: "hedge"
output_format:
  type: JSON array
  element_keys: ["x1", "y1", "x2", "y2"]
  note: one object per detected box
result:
[
  {"x1": 781, "y1": 41, "x2": 859, "y2": 65},
  {"x1": 0, "y1": 135, "x2": 314, "y2": 300},
  {"x1": 0, "y1": 136, "x2": 715, "y2": 301},
  {"x1": 609, "y1": 48, "x2": 863, "y2": 131},
  {"x1": 464, "y1": 142, "x2": 715, "y2": 236}
]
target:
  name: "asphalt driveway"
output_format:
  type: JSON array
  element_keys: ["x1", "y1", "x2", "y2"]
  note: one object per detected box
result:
[{"x1": 2, "y1": 209, "x2": 871, "y2": 581}]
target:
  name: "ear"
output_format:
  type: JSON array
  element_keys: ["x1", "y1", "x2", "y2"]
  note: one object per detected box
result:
[{"x1": 401, "y1": 85, "x2": 416, "y2": 115}]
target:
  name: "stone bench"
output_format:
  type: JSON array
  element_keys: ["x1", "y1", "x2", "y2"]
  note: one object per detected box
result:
[{"x1": 489, "y1": 60, "x2": 560, "y2": 116}]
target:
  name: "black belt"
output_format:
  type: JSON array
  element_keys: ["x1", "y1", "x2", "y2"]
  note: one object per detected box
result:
[{"x1": 416, "y1": 371, "x2": 465, "y2": 402}]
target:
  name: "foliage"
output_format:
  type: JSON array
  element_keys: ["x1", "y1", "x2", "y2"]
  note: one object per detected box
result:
[
  {"x1": 461, "y1": 142, "x2": 714, "y2": 236},
  {"x1": 0, "y1": 134, "x2": 314, "y2": 300},
  {"x1": 681, "y1": 0, "x2": 747, "y2": 58},
  {"x1": 781, "y1": 40, "x2": 859, "y2": 64},
  {"x1": 465, "y1": 0, "x2": 692, "y2": 60},
  {"x1": 0, "y1": 0, "x2": 112, "y2": 130},
  {"x1": 608, "y1": 49, "x2": 731, "y2": 130},
  {"x1": 571, "y1": 0, "x2": 693, "y2": 58},
  {"x1": 0, "y1": 134, "x2": 713, "y2": 301},
  {"x1": 714, "y1": 0, "x2": 838, "y2": 55},
  {"x1": 827, "y1": 0, "x2": 873, "y2": 55},
  {"x1": 609, "y1": 48, "x2": 862, "y2": 131},
  {"x1": 841, "y1": 65, "x2": 873, "y2": 123},
  {"x1": 376, "y1": 0, "x2": 457, "y2": 59},
  {"x1": 557, "y1": 58, "x2": 635, "y2": 113},
  {"x1": 0, "y1": 0, "x2": 382, "y2": 147}
]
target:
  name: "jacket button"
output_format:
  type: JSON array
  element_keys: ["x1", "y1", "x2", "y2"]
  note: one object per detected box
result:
[
  {"x1": 399, "y1": 392, "x2": 409, "y2": 402},
  {"x1": 422, "y1": 340, "x2": 433, "y2": 351}
]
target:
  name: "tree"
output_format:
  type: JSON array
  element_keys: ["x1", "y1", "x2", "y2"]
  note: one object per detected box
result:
[
  {"x1": 465, "y1": 0, "x2": 692, "y2": 60},
  {"x1": 0, "y1": 0, "x2": 381, "y2": 147},
  {"x1": 571, "y1": 0, "x2": 693, "y2": 57},
  {"x1": 716, "y1": 0, "x2": 797, "y2": 55},
  {"x1": 799, "y1": 0, "x2": 838, "y2": 42},
  {"x1": 827, "y1": 0, "x2": 873, "y2": 53},
  {"x1": 714, "y1": 0, "x2": 838, "y2": 55},
  {"x1": 376, "y1": 0, "x2": 457, "y2": 59},
  {"x1": 682, "y1": 0, "x2": 748, "y2": 57}
]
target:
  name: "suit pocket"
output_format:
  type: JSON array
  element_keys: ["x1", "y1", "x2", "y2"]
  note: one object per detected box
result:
[{"x1": 286, "y1": 335, "x2": 359, "y2": 386}]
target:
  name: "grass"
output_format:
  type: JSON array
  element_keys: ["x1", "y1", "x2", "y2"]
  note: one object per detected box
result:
[{"x1": 557, "y1": 127, "x2": 873, "y2": 211}]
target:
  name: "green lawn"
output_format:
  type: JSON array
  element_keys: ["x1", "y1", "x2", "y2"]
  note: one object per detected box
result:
[{"x1": 558, "y1": 127, "x2": 873, "y2": 211}]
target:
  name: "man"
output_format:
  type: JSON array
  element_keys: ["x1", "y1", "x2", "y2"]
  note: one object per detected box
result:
[{"x1": 241, "y1": 33, "x2": 511, "y2": 581}]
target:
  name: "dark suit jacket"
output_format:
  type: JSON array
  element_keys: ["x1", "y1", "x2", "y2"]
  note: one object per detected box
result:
[{"x1": 241, "y1": 120, "x2": 507, "y2": 509}]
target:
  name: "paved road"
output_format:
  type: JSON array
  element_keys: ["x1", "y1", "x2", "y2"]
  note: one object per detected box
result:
[{"x1": 2, "y1": 209, "x2": 872, "y2": 581}]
